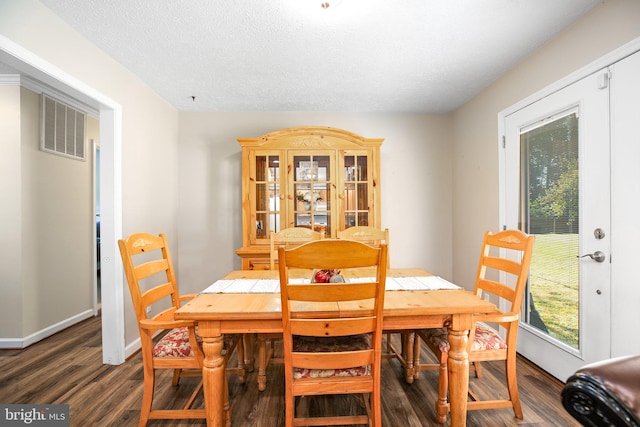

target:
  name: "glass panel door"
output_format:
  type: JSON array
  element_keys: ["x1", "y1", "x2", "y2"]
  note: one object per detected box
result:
[
  {"x1": 503, "y1": 71, "x2": 611, "y2": 381},
  {"x1": 291, "y1": 153, "x2": 332, "y2": 235}
]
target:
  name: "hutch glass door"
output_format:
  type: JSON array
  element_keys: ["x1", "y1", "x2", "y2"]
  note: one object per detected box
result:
[
  {"x1": 290, "y1": 152, "x2": 333, "y2": 235},
  {"x1": 253, "y1": 152, "x2": 282, "y2": 242},
  {"x1": 342, "y1": 152, "x2": 370, "y2": 228}
]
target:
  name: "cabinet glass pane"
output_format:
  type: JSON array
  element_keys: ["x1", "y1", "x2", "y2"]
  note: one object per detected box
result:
[
  {"x1": 255, "y1": 155, "x2": 280, "y2": 239},
  {"x1": 344, "y1": 183, "x2": 355, "y2": 210},
  {"x1": 357, "y1": 183, "x2": 368, "y2": 210},
  {"x1": 293, "y1": 155, "x2": 330, "y2": 235},
  {"x1": 345, "y1": 213, "x2": 356, "y2": 228},
  {"x1": 358, "y1": 155, "x2": 368, "y2": 180},
  {"x1": 343, "y1": 155, "x2": 369, "y2": 228},
  {"x1": 358, "y1": 212, "x2": 369, "y2": 226}
]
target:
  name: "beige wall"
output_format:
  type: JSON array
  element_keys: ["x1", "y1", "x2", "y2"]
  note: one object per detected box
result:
[
  {"x1": 177, "y1": 113, "x2": 454, "y2": 293},
  {"x1": 0, "y1": 0, "x2": 180, "y2": 349},
  {"x1": 0, "y1": 84, "x2": 22, "y2": 337},
  {"x1": 20, "y1": 87, "x2": 95, "y2": 335},
  {"x1": 451, "y1": 0, "x2": 640, "y2": 289}
]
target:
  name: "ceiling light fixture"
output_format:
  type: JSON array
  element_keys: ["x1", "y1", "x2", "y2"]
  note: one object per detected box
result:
[{"x1": 320, "y1": 0, "x2": 342, "y2": 9}]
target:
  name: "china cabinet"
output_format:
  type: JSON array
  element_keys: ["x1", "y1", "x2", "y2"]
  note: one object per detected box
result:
[{"x1": 236, "y1": 126, "x2": 383, "y2": 269}]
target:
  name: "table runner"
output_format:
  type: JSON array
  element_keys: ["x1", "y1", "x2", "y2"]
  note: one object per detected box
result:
[{"x1": 201, "y1": 276, "x2": 460, "y2": 294}]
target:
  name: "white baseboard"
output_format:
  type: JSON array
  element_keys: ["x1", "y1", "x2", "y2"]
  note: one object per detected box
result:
[
  {"x1": 124, "y1": 336, "x2": 141, "y2": 359},
  {"x1": 0, "y1": 309, "x2": 95, "y2": 349}
]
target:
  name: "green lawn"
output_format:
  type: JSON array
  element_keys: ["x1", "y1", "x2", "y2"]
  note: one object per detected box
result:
[{"x1": 528, "y1": 233, "x2": 579, "y2": 348}]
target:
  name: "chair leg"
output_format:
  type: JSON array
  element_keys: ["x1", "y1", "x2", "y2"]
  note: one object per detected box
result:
[
  {"x1": 139, "y1": 365, "x2": 155, "y2": 427},
  {"x1": 257, "y1": 335, "x2": 272, "y2": 391},
  {"x1": 371, "y1": 389, "x2": 381, "y2": 427},
  {"x1": 473, "y1": 361, "x2": 483, "y2": 378},
  {"x1": 506, "y1": 356, "x2": 523, "y2": 418},
  {"x1": 286, "y1": 394, "x2": 297, "y2": 427},
  {"x1": 235, "y1": 335, "x2": 246, "y2": 383},
  {"x1": 243, "y1": 333, "x2": 255, "y2": 372},
  {"x1": 171, "y1": 368, "x2": 181, "y2": 386},
  {"x1": 435, "y1": 356, "x2": 449, "y2": 423},
  {"x1": 223, "y1": 374, "x2": 232, "y2": 427}
]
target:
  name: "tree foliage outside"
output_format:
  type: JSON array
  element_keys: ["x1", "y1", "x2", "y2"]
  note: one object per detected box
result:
[
  {"x1": 522, "y1": 113, "x2": 579, "y2": 233},
  {"x1": 530, "y1": 157, "x2": 579, "y2": 228}
]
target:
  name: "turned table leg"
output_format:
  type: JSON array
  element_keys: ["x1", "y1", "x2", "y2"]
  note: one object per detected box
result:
[
  {"x1": 200, "y1": 324, "x2": 226, "y2": 427},
  {"x1": 447, "y1": 317, "x2": 470, "y2": 427}
]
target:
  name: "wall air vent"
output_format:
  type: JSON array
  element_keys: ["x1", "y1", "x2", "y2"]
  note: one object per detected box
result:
[{"x1": 40, "y1": 94, "x2": 86, "y2": 161}]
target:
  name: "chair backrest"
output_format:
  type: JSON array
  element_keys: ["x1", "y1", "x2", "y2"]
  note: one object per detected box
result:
[
  {"x1": 474, "y1": 229, "x2": 535, "y2": 317},
  {"x1": 269, "y1": 227, "x2": 324, "y2": 270},
  {"x1": 337, "y1": 226, "x2": 389, "y2": 245},
  {"x1": 338, "y1": 226, "x2": 390, "y2": 266},
  {"x1": 118, "y1": 232, "x2": 182, "y2": 325},
  {"x1": 278, "y1": 239, "x2": 388, "y2": 383}
]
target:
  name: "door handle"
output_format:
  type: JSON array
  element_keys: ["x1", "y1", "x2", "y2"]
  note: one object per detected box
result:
[{"x1": 577, "y1": 251, "x2": 606, "y2": 263}]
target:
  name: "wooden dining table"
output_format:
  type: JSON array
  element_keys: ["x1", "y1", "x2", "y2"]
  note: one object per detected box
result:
[{"x1": 175, "y1": 268, "x2": 497, "y2": 427}]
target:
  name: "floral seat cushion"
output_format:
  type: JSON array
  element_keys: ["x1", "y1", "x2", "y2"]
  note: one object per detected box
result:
[
  {"x1": 292, "y1": 334, "x2": 372, "y2": 379},
  {"x1": 422, "y1": 322, "x2": 507, "y2": 353},
  {"x1": 152, "y1": 327, "x2": 232, "y2": 358}
]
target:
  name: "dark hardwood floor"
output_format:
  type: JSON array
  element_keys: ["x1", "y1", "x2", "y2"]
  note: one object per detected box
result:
[{"x1": 0, "y1": 316, "x2": 579, "y2": 426}]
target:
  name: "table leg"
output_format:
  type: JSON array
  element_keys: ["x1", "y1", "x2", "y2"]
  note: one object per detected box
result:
[
  {"x1": 243, "y1": 333, "x2": 255, "y2": 372},
  {"x1": 447, "y1": 324, "x2": 470, "y2": 427},
  {"x1": 201, "y1": 334, "x2": 226, "y2": 427},
  {"x1": 403, "y1": 331, "x2": 416, "y2": 383}
]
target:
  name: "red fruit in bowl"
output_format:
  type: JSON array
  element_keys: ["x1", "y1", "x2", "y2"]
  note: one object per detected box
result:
[{"x1": 314, "y1": 269, "x2": 332, "y2": 283}]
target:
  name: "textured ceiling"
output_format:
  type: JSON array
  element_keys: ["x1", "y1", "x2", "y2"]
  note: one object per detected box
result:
[{"x1": 38, "y1": 0, "x2": 601, "y2": 113}]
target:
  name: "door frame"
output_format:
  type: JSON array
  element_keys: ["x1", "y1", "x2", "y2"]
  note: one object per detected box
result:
[
  {"x1": 498, "y1": 36, "x2": 640, "y2": 378},
  {"x1": 0, "y1": 34, "x2": 125, "y2": 365}
]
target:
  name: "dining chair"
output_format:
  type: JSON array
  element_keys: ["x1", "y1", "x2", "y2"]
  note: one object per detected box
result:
[
  {"x1": 118, "y1": 232, "x2": 243, "y2": 427},
  {"x1": 278, "y1": 239, "x2": 388, "y2": 427},
  {"x1": 413, "y1": 229, "x2": 535, "y2": 423},
  {"x1": 337, "y1": 226, "x2": 391, "y2": 272},
  {"x1": 270, "y1": 227, "x2": 325, "y2": 270},
  {"x1": 253, "y1": 227, "x2": 325, "y2": 392},
  {"x1": 336, "y1": 227, "x2": 409, "y2": 377}
]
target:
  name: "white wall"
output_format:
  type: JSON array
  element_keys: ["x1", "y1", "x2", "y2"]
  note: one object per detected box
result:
[
  {"x1": 0, "y1": 0, "x2": 180, "y2": 349},
  {"x1": 177, "y1": 112, "x2": 454, "y2": 293},
  {"x1": 451, "y1": 0, "x2": 640, "y2": 290}
]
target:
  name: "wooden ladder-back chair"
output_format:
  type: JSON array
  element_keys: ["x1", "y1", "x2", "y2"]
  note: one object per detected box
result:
[
  {"x1": 337, "y1": 226, "x2": 390, "y2": 266},
  {"x1": 252, "y1": 227, "x2": 325, "y2": 392},
  {"x1": 118, "y1": 232, "x2": 243, "y2": 426},
  {"x1": 278, "y1": 239, "x2": 388, "y2": 427},
  {"x1": 413, "y1": 229, "x2": 535, "y2": 423},
  {"x1": 270, "y1": 227, "x2": 325, "y2": 270},
  {"x1": 336, "y1": 227, "x2": 407, "y2": 374}
]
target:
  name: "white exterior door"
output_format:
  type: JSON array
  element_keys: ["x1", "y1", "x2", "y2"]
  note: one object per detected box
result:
[
  {"x1": 609, "y1": 51, "x2": 640, "y2": 357},
  {"x1": 503, "y1": 70, "x2": 611, "y2": 381}
]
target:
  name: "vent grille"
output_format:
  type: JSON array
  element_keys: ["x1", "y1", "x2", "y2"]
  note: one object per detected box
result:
[{"x1": 41, "y1": 94, "x2": 86, "y2": 160}]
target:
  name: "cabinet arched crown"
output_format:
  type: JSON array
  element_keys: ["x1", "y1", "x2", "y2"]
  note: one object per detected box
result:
[{"x1": 236, "y1": 126, "x2": 383, "y2": 270}]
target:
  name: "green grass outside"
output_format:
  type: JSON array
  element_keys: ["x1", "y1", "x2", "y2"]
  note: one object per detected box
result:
[{"x1": 528, "y1": 233, "x2": 579, "y2": 348}]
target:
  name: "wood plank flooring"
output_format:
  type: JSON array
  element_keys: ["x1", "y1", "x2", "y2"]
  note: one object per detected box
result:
[{"x1": 0, "y1": 316, "x2": 579, "y2": 426}]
